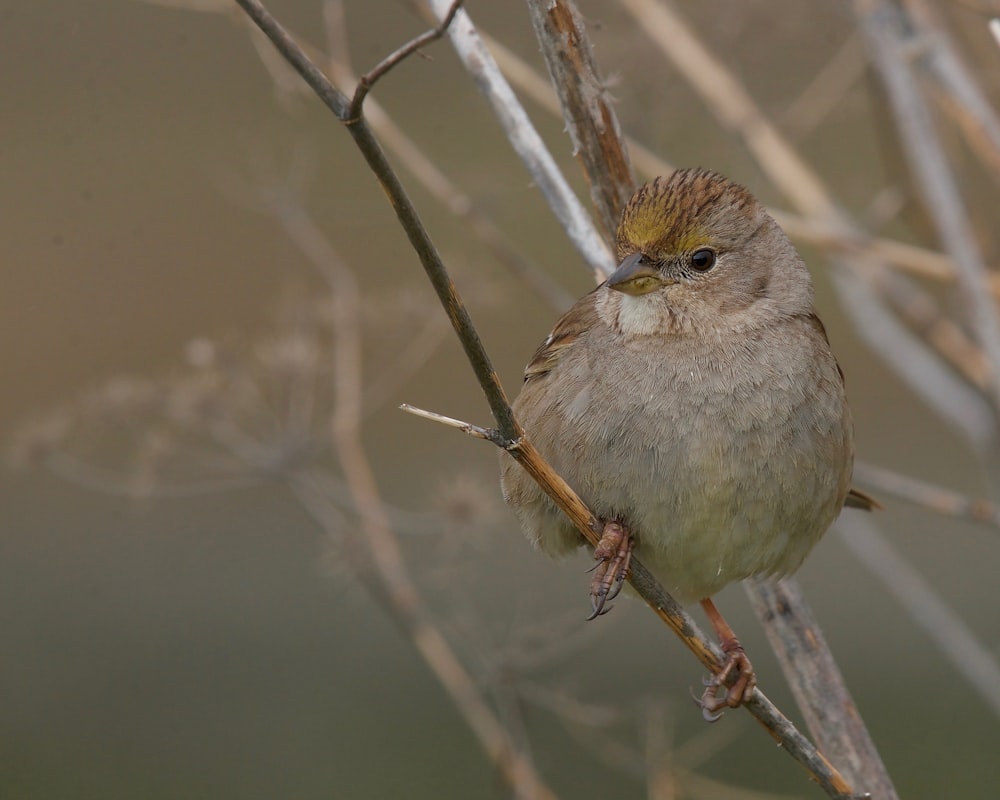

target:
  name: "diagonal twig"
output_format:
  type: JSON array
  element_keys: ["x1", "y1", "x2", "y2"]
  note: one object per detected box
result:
[
  {"x1": 837, "y1": 514, "x2": 1000, "y2": 717},
  {"x1": 235, "y1": 1, "x2": 869, "y2": 795},
  {"x1": 524, "y1": 0, "x2": 636, "y2": 237},
  {"x1": 324, "y1": 0, "x2": 574, "y2": 312},
  {"x1": 421, "y1": 0, "x2": 615, "y2": 282},
  {"x1": 233, "y1": 5, "x2": 558, "y2": 797},
  {"x1": 347, "y1": 0, "x2": 463, "y2": 119},
  {"x1": 851, "y1": 0, "x2": 1000, "y2": 414},
  {"x1": 854, "y1": 461, "x2": 1000, "y2": 531}
]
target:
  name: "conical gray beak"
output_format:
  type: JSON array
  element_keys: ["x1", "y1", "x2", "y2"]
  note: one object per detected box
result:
[{"x1": 606, "y1": 253, "x2": 665, "y2": 296}]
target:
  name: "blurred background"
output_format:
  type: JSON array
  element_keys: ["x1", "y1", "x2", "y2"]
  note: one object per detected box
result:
[{"x1": 3, "y1": 0, "x2": 1000, "y2": 797}]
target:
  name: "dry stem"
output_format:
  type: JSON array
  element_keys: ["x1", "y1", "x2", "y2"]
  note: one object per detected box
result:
[
  {"x1": 423, "y1": 0, "x2": 615, "y2": 282},
  {"x1": 235, "y1": 0, "x2": 872, "y2": 795},
  {"x1": 837, "y1": 514, "x2": 1000, "y2": 717},
  {"x1": 852, "y1": 0, "x2": 1000, "y2": 413},
  {"x1": 855, "y1": 461, "x2": 1000, "y2": 529},
  {"x1": 524, "y1": 0, "x2": 636, "y2": 240}
]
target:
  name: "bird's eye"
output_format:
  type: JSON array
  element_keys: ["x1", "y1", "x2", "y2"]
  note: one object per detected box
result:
[{"x1": 690, "y1": 248, "x2": 716, "y2": 271}]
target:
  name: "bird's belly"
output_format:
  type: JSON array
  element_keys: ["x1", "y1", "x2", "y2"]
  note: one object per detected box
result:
[
  {"x1": 554, "y1": 375, "x2": 845, "y2": 604},
  {"x1": 502, "y1": 326, "x2": 852, "y2": 605}
]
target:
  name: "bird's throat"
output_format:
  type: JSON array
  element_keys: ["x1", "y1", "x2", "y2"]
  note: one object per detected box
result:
[{"x1": 608, "y1": 292, "x2": 671, "y2": 337}]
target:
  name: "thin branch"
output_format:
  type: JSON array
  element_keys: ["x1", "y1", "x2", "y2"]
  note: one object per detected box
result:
[
  {"x1": 420, "y1": 0, "x2": 616, "y2": 281},
  {"x1": 524, "y1": 0, "x2": 636, "y2": 237},
  {"x1": 854, "y1": 461, "x2": 1000, "y2": 530},
  {"x1": 347, "y1": 0, "x2": 463, "y2": 119},
  {"x1": 324, "y1": 1, "x2": 574, "y2": 312},
  {"x1": 837, "y1": 514, "x2": 1000, "y2": 718},
  {"x1": 745, "y1": 578, "x2": 897, "y2": 800},
  {"x1": 233, "y1": 0, "x2": 518, "y2": 438},
  {"x1": 852, "y1": 0, "x2": 1000, "y2": 413},
  {"x1": 400, "y1": 403, "x2": 494, "y2": 440},
  {"x1": 236, "y1": 2, "x2": 870, "y2": 795}
]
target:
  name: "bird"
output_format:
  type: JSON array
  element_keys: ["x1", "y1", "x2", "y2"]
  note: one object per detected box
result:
[{"x1": 499, "y1": 167, "x2": 875, "y2": 719}]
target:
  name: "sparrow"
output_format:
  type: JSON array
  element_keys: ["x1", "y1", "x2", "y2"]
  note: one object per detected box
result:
[{"x1": 500, "y1": 168, "x2": 875, "y2": 718}]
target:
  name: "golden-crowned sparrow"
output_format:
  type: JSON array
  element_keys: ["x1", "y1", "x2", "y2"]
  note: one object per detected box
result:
[{"x1": 500, "y1": 168, "x2": 874, "y2": 717}]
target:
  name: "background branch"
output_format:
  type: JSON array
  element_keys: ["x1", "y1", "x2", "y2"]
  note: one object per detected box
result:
[
  {"x1": 261, "y1": 178, "x2": 558, "y2": 798},
  {"x1": 424, "y1": 0, "x2": 616, "y2": 281},
  {"x1": 524, "y1": 0, "x2": 636, "y2": 240},
  {"x1": 851, "y1": 0, "x2": 1000, "y2": 413}
]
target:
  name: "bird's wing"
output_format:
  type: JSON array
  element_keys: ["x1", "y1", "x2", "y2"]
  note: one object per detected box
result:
[
  {"x1": 523, "y1": 292, "x2": 600, "y2": 383},
  {"x1": 799, "y1": 313, "x2": 881, "y2": 511}
]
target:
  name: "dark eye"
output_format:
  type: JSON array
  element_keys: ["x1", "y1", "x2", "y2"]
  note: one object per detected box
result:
[{"x1": 690, "y1": 248, "x2": 716, "y2": 271}]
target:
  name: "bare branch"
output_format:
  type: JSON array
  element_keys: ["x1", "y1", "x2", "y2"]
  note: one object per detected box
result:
[
  {"x1": 851, "y1": 0, "x2": 1000, "y2": 412},
  {"x1": 421, "y1": 0, "x2": 616, "y2": 281},
  {"x1": 399, "y1": 403, "x2": 494, "y2": 441},
  {"x1": 325, "y1": 4, "x2": 574, "y2": 311},
  {"x1": 234, "y1": 0, "x2": 519, "y2": 438},
  {"x1": 347, "y1": 0, "x2": 463, "y2": 120},
  {"x1": 837, "y1": 515, "x2": 1000, "y2": 718},
  {"x1": 854, "y1": 461, "x2": 1000, "y2": 530},
  {"x1": 237, "y1": 1, "x2": 879, "y2": 794},
  {"x1": 745, "y1": 578, "x2": 897, "y2": 800},
  {"x1": 524, "y1": 0, "x2": 636, "y2": 236}
]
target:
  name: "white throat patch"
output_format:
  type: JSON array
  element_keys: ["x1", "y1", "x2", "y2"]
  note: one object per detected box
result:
[{"x1": 615, "y1": 294, "x2": 667, "y2": 336}]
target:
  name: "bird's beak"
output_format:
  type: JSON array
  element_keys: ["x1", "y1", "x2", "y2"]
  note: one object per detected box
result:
[{"x1": 606, "y1": 252, "x2": 666, "y2": 296}]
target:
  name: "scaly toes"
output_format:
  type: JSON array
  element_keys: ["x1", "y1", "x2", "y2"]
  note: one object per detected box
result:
[
  {"x1": 694, "y1": 646, "x2": 756, "y2": 721},
  {"x1": 587, "y1": 521, "x2": 632, "y2": 620}
]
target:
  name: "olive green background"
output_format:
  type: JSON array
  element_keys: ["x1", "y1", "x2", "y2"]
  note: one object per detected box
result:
[{"x1": 3, "y1": 1, "x2": 999, "y2": 797}]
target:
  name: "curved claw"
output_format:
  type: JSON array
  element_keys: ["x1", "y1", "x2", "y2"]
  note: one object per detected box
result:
[
  {"x1": 689, "y1": 685, "x2": 725, "y2": 722},
  {"x1": 586, "y1": 588, "x2": 614, "y2": 620},
  {"x1": 605, "y1": 572, "x2": 626, "y2": 602},
  {"x1": 693, "y1": 643, "x2": 757, "y2": 722},
  {"x1": 587, "y1": 521, "x2": 633, "y2": 620}
]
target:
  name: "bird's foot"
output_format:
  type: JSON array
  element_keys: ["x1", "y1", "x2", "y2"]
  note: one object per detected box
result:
[
  {"x1": 587, "y1": 520, "x2": 633, "y2": 620},
  {"x1": 696, "y1": 637, "x2": 756, "y2": 722}
]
